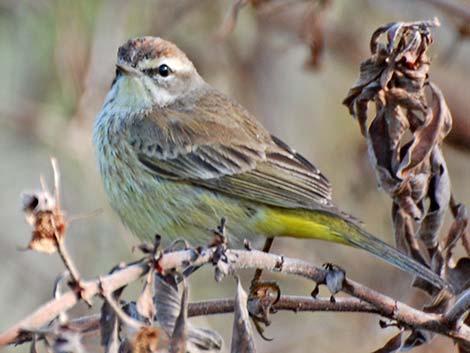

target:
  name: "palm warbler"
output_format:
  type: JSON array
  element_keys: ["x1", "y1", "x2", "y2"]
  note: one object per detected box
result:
[{"x1": 93, "y1": 37, "x2": 445, "y2": 289}]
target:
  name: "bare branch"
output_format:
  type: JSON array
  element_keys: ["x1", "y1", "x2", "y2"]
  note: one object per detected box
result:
[
  {"x1": 6, "y1": 295, "x2": 380, "y2": 348},
  {"x1": 188, "y1": 295, "x2": 379, "y2": 316},
  {"x1": 2, "y1": 248, "x2": 470, "y2": 348},
  {"x1": 0, "y1": 260, "x2": 149, "y2": 347}
]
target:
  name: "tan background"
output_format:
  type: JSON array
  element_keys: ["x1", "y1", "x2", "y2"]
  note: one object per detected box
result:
[{"x1": 0, "y1": 1, "x2": 469, "y2": 352}]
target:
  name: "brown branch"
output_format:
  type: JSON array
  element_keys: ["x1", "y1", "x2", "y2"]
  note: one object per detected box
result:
[
  {"x1": 17, "y1": 295, "x2": 378, "y2": 342},
  {"x1": 188, "y1": 295, "x2": 379, "y2": 316},
  {"x1": 2, "y1": 247, "x2": 470, "y2": 348},
  {"x1": 0, "y1": 260, "x2": 149, "y2": 347}
]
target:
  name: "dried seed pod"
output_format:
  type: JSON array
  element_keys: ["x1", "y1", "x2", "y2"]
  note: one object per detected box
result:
[
  {"x1": 21, "y1": 158, "x2": 68, "y2": 254},
  {"x1": 21, "y1": 190, "x2": 67, "y2": 254}
]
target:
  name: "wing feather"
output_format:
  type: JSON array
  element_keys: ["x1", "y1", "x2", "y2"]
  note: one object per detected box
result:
[{"x1": 131, "y1": 88, "x2": 333, "y2": 210}]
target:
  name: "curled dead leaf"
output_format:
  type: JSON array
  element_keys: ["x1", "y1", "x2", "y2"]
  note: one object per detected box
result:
[
  {"x1": 343, "y1": 19, "x2": 464, "y2": 288},
  {"x1": 231, "y1": 277, "x2": 256, "y2": 353},
  {"x1": 136, "y1": 270, "x2": 156, "y2": 325},
  {"x1": 154, "y1": 275, "x2": 223, "y2": 352}
]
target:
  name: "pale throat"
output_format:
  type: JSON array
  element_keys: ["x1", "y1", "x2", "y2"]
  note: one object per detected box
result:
[{"x1": 110, "y1": 74, "x2": 180, "y2": 110}]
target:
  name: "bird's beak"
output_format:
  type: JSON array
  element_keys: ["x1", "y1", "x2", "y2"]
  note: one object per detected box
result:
[{"x1": 115, "y1": 62, "x2": 140, "y2": 77}]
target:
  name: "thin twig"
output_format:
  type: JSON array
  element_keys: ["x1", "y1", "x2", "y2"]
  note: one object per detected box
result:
[
  {"x1": 54, "y1": 238, "x2": 82, "y2": 289},
  {"x1": 188, "y1": 295, "x2": 379, "y2": 316},
  {"x1": 19, "y1": 295, "x2": 378, "y2": 339},
  {"x1": 51, "y1": 158, "x2": 60, "y2": 209}
]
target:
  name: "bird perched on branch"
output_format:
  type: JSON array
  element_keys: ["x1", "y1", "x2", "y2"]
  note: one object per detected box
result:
[{"x1": 93, "y1": 36, "x2": 446, "y2": 290}]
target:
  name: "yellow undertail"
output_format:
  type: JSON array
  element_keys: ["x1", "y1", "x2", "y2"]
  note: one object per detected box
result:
[{"x1": 255, "y1": 207, "x2": 448, "y2": 290}]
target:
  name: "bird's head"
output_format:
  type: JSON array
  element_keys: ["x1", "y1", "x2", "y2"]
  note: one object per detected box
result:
[{"x1": 112, "y1": 36, "x2": 204, "y2": 108}]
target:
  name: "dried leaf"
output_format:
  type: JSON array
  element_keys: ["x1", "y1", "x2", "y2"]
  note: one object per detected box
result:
[
  {"x1": 154, "y1": 275, "x2": 223, "y2": 352},
  {"x1": 408, "y1": 173, "x2": 429, "y2": 204},
  {"x1": 417, "y1": 148, "x2": 451, "y2": 248},
  {"x1": 401, "y1": 330, "x2": 429, "y2": 351},
  {"x1": 102, "y1": 313, "x2": 120, "y2": 353},
  {"x1": 169, "y1": 278, "x2": 188, "y2": 353},
  {"x1": 343, "y1": 19, "x2": 461, "y2": 284},
  {"x1": 443, "y1": 202, "x2": 468, "y2": 256},
  {"x1": 392, "y1": 205, "x2": 411, "y2": 255},
  {"x1": 459, "y1": 314, "x2": 470, "y2": 353},
  {"x1": 231, "y1": 277, "x2": 256, "y2": 353},
  {"x1": 136, "y1": 270, "x2": 156, "y2": 325},
  {"x1": 100, "y1": 286, "x2": 126, "y2": 353},
  {"x1": 387, "y1": 88, "x2": 426, "y2": 112},
  {"x1": 396, "y1": 86, "x2": 452, "y2": 179},
  {"x1": 368, "y1": 110, "x2": 394, "y2": 180},
  {"x1": 343, "y1": 58, "x2": 383, "y2": 121},
  {"x1": 447, "y1": 258, "x2": 470, "y2": 294},
  {"x1": 371, "y1": 329, "x2": 429, "y2": 353},
  {"x1": 21, "y1": 191, "x2": 67, "y2": 254}
]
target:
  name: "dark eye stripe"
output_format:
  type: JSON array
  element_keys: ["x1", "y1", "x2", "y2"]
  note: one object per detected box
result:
[{"x1": 142, "y1": 67, "x2": 159, "y2": 76}]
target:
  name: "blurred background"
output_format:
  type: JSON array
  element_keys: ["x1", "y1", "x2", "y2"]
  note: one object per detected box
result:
[{"x1": 0, "y1": 0, "x2": 469, "y2": 352}]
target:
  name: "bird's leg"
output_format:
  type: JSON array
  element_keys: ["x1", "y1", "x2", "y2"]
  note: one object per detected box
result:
[{"x1": 250, "y1": 237, "x2": 274, "y2": 290}]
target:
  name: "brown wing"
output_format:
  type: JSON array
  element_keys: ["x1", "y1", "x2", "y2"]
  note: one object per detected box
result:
[{"x1": 130, "y1": 88, "x2": 333, "y2": 210}]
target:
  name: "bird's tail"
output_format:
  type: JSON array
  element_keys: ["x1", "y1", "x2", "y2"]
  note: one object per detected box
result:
[{"x1": 258, "y1": 208, "x2": 448, "y2": 290}]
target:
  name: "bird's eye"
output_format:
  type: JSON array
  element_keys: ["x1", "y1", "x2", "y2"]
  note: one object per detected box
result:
[
  {"x1": 158, "y1": 64, "x2": 170, "y2": 77},
  {"x1": 142, "y1": 64, "x2": 171, "y2": 78}
]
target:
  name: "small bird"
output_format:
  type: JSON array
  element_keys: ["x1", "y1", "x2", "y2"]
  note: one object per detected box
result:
[{"x1": 93, "y1": 36, "x2": 446, "y2": 289}]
